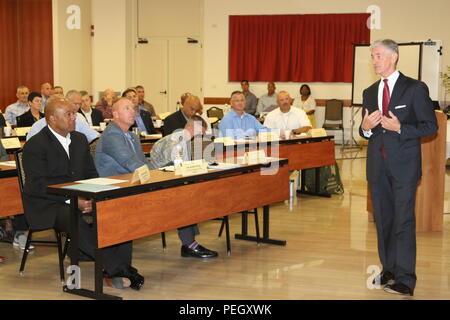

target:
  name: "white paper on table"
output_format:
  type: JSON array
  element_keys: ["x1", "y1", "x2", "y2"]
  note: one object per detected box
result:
[
  {"x1": 158, "y1": 166, "x2": 175, "y2": 172},
  {"x1": 75, "y1": 178, "x2": 128, "y2": 185},
  {"x1": 143, "y1": 134, "x2": 163, "y2": 139},
  {"x1": 0, "y1": 161, "x2": 17, "y2": 167}
]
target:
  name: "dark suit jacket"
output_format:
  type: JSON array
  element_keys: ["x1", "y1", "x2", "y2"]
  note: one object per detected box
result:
[
  {"x1": 162, "y1": 110, "x2": 187, "y2": 136},
  {"x1": 16, "y1": 110, "x2": 44, "y2": 127},
  {"x1": 22, "y1": 126, "x2": 98, "y2": 230},
  {"x1": 0, "y1": 114, "x2": 6, "y2": 128},
  {"x1": 359, "y1": 72, "x2": 438, "y2": 184},
  {"x1": 79, "y1": 108, "x2": 104, "y2": 126},
  {"x1": 133, "y1": 108, "x2": 156, "y2": 134}
]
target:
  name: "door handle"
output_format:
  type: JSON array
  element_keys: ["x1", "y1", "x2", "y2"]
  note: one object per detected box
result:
[{"x1": 160, "y1": 90, "x2": 167, "y2": 94}]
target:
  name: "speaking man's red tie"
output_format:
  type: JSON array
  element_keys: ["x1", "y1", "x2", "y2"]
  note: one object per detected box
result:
[
  {"x1": 382, "y1": 79, "x2": 390, "y2": 116},
  {"x1": 380, "y1": 79, "x2": 390, "y2": 158}
]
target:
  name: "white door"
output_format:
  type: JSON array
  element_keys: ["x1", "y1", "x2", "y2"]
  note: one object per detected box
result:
[
  {"x1": 168, "y1": 38, "x2": 202, "y2": 111},
  {"x1": 135, "y1": 38, "x2": 169, "y2": 114},
  {"x1": 134, "y1": 0, "x2": 203, "y2": 115},
  {"x1": 136, "y1": 37, "x2": 202, "y2": 114}
]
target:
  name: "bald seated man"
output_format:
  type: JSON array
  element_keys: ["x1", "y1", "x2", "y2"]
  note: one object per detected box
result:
[
  {"x1": 95, "y1": 88, "x2": 117, "y2": 119},
  {"x1": 95, "y1": 98, "x2": 218, "y2": 259},
  {"x1": 163, "y1": 93, "x2": 212, "y2": 136},
  {"x1": 263, "y1": 91, "x2": 312, "y2": 136},
  {"x1": 40, "y1": 82, "x2": 52, "y2": 112},
  {"x1": 23, "y1": 97, "x2": 144, "y2": 290}
]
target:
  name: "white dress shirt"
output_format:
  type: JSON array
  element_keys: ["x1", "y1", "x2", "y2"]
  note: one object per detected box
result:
[
  {"x1": 81, "y1": 109, "x2": 93, "y2": 126},
  {"x1": 48, "y1": 126, "x2": 71, "y2": 158},
  {"x1": 263, "y1": 107, "x2": 311, "y2": 130},
  {"x1": 363, "y1": 70, "x2": 400, "y2": 138},
  {"x1": 294, "y1": 95, "x2": 316, "y2": 112}
]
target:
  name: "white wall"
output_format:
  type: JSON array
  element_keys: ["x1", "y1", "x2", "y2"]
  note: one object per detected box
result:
[
  {"x1": 52, "y1": 0, "x2": 92, "y2": 93},
  {"x1": 91, "y1": 0, "x2": 128, "y2": 100}
]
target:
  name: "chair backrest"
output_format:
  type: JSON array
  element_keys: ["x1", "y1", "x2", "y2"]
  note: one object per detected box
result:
[
  {"x1": 14, "y1": 149, "x2": 26, "y2": 194},
  {"x1": 89, "y1": 137, "x2": 100, "y2": 159},
  {"x1": 324, "y1": 99, "x2": 344, "y2": 122},
  {"x1": 207, "y1": 107, "x2": 224, "y2": 120}
]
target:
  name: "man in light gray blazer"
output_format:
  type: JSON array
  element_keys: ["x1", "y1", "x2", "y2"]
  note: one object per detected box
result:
[{"x1": 94, "y1": 98, "x2": 218, "y2": 259}]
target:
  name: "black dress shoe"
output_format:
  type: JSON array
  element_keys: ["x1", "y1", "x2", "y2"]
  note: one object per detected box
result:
[
  {"x1": 373, "y1": 271, "x2": 395, "y2": 286},
  {"x1": 384, "y1": 283, "x2": 414, "y2": 296},
  {"x1": 181, "y1": 245, "x2": 218, "y2": 259}
]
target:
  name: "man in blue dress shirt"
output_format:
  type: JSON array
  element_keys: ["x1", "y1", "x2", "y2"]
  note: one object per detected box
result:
[
  {"x1": 219, "y1": 91, "x2": 268, "y2": 139},
  {"x1": 4, "y1": 86, "x2": 30, "y2": 126}
]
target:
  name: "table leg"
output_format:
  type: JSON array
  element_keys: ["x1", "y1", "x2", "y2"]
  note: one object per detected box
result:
[
  {"x1": 235, "y1": 205, "x2": 286, "y2": 246},
  {"x1": 62, "y1": 199, "x2": 121, "y2": 300}
]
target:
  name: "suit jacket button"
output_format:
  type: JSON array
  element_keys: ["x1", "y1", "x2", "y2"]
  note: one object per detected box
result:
[{"x1": 383, "y1": 130, "x2": 386, "y2": 133}]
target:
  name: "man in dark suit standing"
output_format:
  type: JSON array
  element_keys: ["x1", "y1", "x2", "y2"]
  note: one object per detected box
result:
[
  {"x1": 359, "y1": 39, "x2": 438, "y2": 296},
  {"x1": 23, "y1": 97, "x2": 144, "y2": 290}
]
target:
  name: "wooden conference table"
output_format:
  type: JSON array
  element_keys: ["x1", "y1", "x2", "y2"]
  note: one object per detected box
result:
[
  {"x1": 47, "y1": 158, "x2": 290, "y2": 300},
  {"x1": 214, "y1": 135, "x2": 336, "y2": 197},
  {"x1": 0, "y1": 162, "x2": 22, "y2": 218}
]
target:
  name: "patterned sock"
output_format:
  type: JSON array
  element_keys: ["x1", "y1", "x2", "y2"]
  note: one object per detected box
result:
[{"x1": 188, "y1": 241, "x2": 199, "y2": 249}]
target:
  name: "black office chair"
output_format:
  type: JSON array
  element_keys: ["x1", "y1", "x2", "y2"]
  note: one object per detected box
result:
[
  {"x1": 14, "y1": 149, "x2": 69, "y2": 283},
  {"x1": 322, "y1": 99, "x2": 345, "y2": 147},
  {"x1": 206, "y1": 107, "x2": 224, "y2": 120}
]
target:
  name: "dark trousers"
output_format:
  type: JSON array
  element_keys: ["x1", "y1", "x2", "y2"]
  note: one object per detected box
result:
[
  {"x1": 369, "y1": 158, "x2": 417, "y2": 290},
  {"x1": 12, "y1": 214, "x2": 28, "y2": 232},
  {"x1": 178, "y1": 224, "x2": 200, "y2": 246},
  {"x1": 54, "y1": 205, "x2": 132, "y2": 277}
]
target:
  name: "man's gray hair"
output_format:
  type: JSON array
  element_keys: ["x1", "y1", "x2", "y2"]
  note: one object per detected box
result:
[
  {"x1": 371, "y1": 39, "x2": 399, "y2": 57},
  {"x1": 65, "y1": 90, "x2": 81, "y2": 101}
]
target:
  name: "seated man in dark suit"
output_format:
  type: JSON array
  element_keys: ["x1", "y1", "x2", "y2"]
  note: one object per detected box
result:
[
  {"x1": 22, "y1": 97, "x2": 144, "y2": 290},
  {"x1": 122, "y1": 88, "x2": 156, "y2": 135},
  {"x1": 79, "y1": 91, "x2": 104, "y2": 126},
  {"x1": 162, "y1": 93, "x2": 198, "y2": 136},
  {"x1": 0, "y1": 140, "x2": 8, "y2": 160},
  {"x1": 95, "y1": 98, "x2": 218, "y2": 259},
  {"x1": 0, "y1": 113, "x2": 6, "y2": 128}
]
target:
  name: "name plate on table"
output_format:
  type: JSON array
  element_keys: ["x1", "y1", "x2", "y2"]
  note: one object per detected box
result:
[
  {"x1": 309, "y1": 128, "x2": 328, "y2": 138},
  {"x1": 214, "y1": 137, "x2": 235, "y2": 146},
  {"x1": 258, "y1": 131, "x2": 280, "y2": 142},
  {"x1": 175, "y1": 160, "x2": 208, "y2": 176},
  {"x1": 14, "y1": 127, "x2": 31, "y2": 136},
  {"x1": 130, "y1": 164, "x2": 151, "y2": 184},
  {"x1": 243, "y1": 150, "x2": 267, "y2": 165},
  {"x1": 1, "y1": 138, "x2": 21, "y2": 149}
]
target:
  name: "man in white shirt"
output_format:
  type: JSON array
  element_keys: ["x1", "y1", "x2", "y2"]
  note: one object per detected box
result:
[
  {"x1": 264, "y1": 91, "x2": 312, "y2": 136},
  {"x1": 256, "y1": 82, "x2": 278, "y2": 117},
  {"x1": 66, "y1": 90, "x2": 89, "y2": 125}
]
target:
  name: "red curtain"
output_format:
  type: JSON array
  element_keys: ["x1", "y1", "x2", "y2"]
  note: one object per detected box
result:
[
  {"x1": 0, "y1": 0, "x2": 53, "y2": 112},
  {"x1": 229, "y1": 14, "x2": 370, "y2": 83}
]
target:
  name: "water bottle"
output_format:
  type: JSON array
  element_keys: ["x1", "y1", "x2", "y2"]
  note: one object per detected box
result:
[{"x1": 173, "y1": 144, "x2": 183, "y2": 168}]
